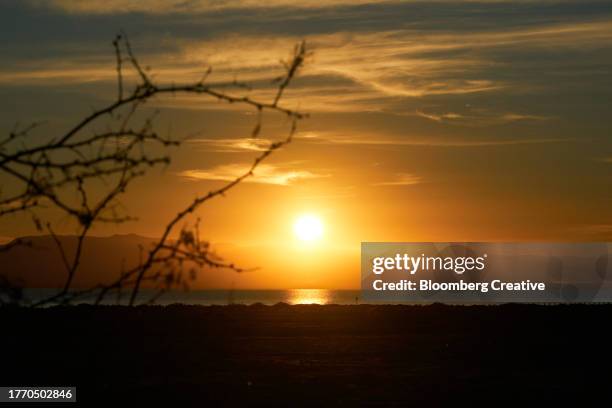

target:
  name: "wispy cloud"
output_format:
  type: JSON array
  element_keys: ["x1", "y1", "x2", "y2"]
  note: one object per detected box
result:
[
  {"x1": 373, "y1": 173, "x2": 422, "y2": 186},
  {"x1": 29, "y1": 0, "x2": 588, "y2": 14},
  {"x1": 29, "y1": 0, "x2": 392, "y2": 13},
  {"x1": 416, "y1": 109, "x2": 550, "y2": 126},
  {"x1": 186, "y1": 138, "x2": 273, "y2": 152},
  {"x1": 295, "y1": 131, "x2": 574, "y2": 147},
  {"x1": 416, "y1": 111, "x2": 464, "y2": 122},
  {"x1": 178, "y1": 163, "x2": 328, "y2": 185},
  {"x1": 4, "y1": 18, "x2": 611, "y2": 115}
]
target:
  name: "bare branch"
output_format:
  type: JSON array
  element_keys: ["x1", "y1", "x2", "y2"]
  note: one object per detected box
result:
[{"x1": 0, "y1": 33, "x2": 307, "y2": 307}]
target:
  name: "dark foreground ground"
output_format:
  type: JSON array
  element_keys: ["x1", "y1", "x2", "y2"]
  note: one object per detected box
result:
[{"x1": 1, "y1": 304, "x2": 610, "y2": 406}]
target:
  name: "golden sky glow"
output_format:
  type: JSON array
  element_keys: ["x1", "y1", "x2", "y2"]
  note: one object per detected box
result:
[{"x1": 0, "y1": 0, "x2": 611, "y2": 289}]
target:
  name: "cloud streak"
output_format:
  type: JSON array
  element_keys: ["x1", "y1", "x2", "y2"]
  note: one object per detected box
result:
[
  {"x1": 2, "y1": 17, "x2": 611, "y2": 117},
  {"x1": 373, "y1": 173, "x2": 423, "y2": 186},
  {"x1": 295, "y1": 131, "x2": 575, "y2": 147},
  {"x1": 178, "y1": 163, "x2": 328, "y2": 185},
  {"x1": 28, "y1": 0, "x2": 595, "y2": 15},
  {"x1": 415, "y1": 109, "x2": 550, "y2": 126},
  {"x1": 29, "y1": 0, "x2": 392, "y2": 14},
  {"x1": 186, "y1": 138, "x2": 274, "y2": 152}
]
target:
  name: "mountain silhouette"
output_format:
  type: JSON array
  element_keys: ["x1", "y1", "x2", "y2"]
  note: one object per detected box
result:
[{"x1": 0, "y1": 234, "x2": 159, "y2": 288}]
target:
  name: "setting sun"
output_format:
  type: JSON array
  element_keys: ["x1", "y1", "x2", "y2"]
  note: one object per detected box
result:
[{"x1": 293, "y1": 214, "x2": 324, "y2": 242}]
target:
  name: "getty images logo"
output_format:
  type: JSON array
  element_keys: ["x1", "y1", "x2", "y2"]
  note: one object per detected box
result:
[{"x1": 371, "y1": 253, "x2": 488, "y2": 275}]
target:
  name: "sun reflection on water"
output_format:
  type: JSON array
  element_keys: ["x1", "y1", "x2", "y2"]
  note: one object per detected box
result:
[{"x1": 288, "y1": 289, "x2": 330, "y2": 305}]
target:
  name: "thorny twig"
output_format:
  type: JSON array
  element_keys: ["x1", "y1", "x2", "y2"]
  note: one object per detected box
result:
[{"x1": 0, "y1": 34, "x2": 307, "y2": 306}]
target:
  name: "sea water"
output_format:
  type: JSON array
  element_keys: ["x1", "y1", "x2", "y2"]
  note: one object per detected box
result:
[{"x1": 22, "y1": 288, "x2": 366, "y2": 306}]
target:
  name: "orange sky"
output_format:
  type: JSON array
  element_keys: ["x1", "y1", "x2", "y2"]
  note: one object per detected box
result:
[{"x1": 0, "y1": 0, "x2": 611, "y2": 289}]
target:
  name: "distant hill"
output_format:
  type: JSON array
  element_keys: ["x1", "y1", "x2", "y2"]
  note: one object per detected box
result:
[{"x1": 0, "y1": 234, "x2": 159, "y2": 288}]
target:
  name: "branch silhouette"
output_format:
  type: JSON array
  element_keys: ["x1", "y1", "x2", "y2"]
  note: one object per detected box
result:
[{"x1": 0, "y1": 33, "x2": 307, "y2": 306}]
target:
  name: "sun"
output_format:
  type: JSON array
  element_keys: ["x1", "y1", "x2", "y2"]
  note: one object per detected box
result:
[{"x1": 293, "y1": 214, "x2": 324, "y2": 242}]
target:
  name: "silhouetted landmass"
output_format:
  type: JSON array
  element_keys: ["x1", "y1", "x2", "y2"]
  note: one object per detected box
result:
[
  {"x1": 0, "y1": 235, "x2": 157, "y2": 287},
  {"x1": 1, "y1": 304, "x2": 608, "y2": 405}
]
